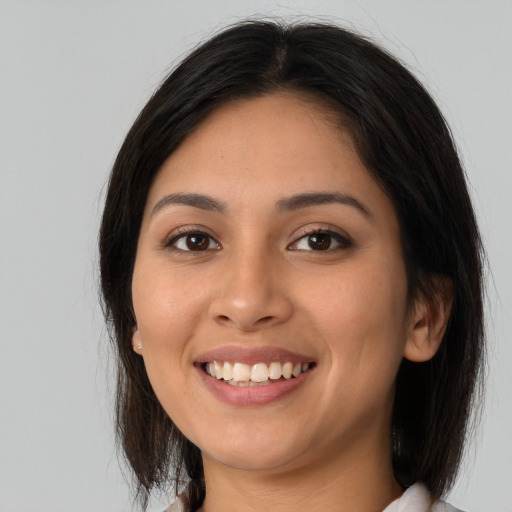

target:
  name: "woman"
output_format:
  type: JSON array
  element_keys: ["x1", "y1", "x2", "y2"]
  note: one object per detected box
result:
[{"x1": 99, "y1": 21, "x2": 485, "y2": 512}]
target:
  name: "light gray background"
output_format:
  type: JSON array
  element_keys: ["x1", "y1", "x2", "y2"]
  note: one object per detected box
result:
[{"x1": 1, "y1": 1, "x2": 511, "y2": 511}]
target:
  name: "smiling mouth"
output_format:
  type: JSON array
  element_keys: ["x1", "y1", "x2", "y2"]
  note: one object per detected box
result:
[{"x1": 203, "y1": 361, "x2": 314, "y2": 386}]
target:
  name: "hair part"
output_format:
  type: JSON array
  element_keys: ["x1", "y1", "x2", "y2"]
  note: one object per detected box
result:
[{"x1": 99, "y1": 20, "x2": 485, "y2": 510}]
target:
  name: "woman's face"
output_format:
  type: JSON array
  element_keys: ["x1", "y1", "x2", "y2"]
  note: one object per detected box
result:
[{"x1": 131, "y1": 93, "x2": 417, "y2": 475}]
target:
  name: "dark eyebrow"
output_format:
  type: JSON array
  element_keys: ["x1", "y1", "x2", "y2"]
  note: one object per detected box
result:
[
  {"x1": 276, "y1": 192, "x2": 371, "y2": 217},
  {"x1": 151, "y1": 193, "x2": 226, "y2": 217}
]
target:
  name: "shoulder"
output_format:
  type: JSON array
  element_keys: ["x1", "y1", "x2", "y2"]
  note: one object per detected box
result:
[
  {"x1": 432, "y1": 498, "x2": 464, "y2": 512},
  {"x1": 383, "y1": 483, "x2": 465, "y2": 512},
  {"x1": 164, "y1": 498, "x2": 185, "y2": 512}
]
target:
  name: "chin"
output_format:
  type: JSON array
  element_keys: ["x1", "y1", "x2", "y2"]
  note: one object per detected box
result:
[
  {"x1": 207, "y1": 450, "x2": 301, "y2": 474},
  {"x1": 200, "y1": 433, "x2": 306, "y2": 473}
]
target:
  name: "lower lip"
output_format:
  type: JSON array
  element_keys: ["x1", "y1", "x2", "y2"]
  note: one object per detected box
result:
[{"x1": 196, "y1": 365, "x2": 313, "y2": 406}]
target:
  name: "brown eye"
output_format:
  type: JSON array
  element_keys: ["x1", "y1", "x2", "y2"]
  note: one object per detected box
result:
[
  {"x1": 290, "y1": 229, "x2": 352, "y2": 252},
  {"x1": 168, "y1": 230, "x2": 220, "y2": 252},
  {"x1": 186, "y1": 233, "x2": 209, "y2": 250},
  {"x1": 307, "y1": 233, "x2": 332, "y2": 250}
]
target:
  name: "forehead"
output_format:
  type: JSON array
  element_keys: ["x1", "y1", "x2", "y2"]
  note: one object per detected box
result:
[{"x1": 144, "y1": 92, "x2": 395, "y2": 223}]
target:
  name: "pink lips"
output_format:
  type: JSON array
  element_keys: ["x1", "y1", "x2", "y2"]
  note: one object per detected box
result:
[{"x1": 195, "y1": 345, "x2": 315, "y2": 406}]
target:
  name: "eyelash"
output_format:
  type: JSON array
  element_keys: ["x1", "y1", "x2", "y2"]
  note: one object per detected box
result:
[
  {"x1": 164, "y1": 227, "x2": 220, "y2": 253},
  {"x1": 164, "y1": 226, "x2": 352, "y2": 253},
  {"x1": 288, "y1": 226, "x2": 352, "y2": 252}
]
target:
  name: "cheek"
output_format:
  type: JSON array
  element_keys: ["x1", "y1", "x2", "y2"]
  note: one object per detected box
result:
[
  {"x1": 131, "y1": 266, "x2": 208, "y2": 426},
  {"x1": 132, "y1": 263, "x2": 208, "y2": 347},
  {"x1": 299, "y1": 258, "x2": 408, "y2": 372}
]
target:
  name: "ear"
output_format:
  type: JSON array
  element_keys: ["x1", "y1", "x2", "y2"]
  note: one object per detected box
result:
[
  {"x1": 403, "y1": 277, "x2": 454, "y2": 363},
  {"x1": 132, "y1": 326, "x2": 143, "y2": 355}
]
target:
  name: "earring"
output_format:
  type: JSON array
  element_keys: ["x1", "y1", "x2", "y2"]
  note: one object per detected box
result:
[{"x1": 137, "y1": 342, "x2": 143, "y2": 350}]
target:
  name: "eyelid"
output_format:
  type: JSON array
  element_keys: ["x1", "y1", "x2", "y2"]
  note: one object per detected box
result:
[
  {"x1": 163, "y1": 225, "x2": 221, "y2": 252},
  {"x1": 288, "y1": 225, "x2": 352, "y2": 251}
]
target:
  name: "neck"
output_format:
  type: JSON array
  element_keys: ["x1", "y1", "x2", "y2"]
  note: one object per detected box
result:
[{"x1": 197, "y1": 438, "x2": 403, "y2": 512}]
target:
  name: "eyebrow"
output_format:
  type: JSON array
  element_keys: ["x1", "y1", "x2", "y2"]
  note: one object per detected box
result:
[
  {"x1": 151, "y1": 193, "x2": 226, "y2": 217},
  {"x1": 150, "y1": 191, "x2": 371, "y2": 218},
  {"x1": 276, "y1": 192, "x2": 371, "y2": 217}
]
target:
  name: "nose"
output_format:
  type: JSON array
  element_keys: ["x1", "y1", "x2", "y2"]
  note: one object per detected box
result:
[{"x1": 208, "y1": 248, "x2": 293, "y2": 332}]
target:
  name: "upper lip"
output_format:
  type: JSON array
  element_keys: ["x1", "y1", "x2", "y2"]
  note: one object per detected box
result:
[{"x1": 195, "y1": 345, "x2": 315, "y2": 366}]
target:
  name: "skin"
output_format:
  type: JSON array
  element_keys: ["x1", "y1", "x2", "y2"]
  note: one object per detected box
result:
[{"x1": 131, "y1": 93, "x2": 449, "y2": 512}]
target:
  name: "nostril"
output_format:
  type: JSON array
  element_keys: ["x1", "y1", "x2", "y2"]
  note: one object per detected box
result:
[{"x1": 257, "y1": 316, "x2": 275, "y2": 324}]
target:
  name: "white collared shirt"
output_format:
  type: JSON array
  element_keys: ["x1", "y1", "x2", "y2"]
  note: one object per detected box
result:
[{"x1": 383, "y1": 483, "x2": 463, "y2": 512}]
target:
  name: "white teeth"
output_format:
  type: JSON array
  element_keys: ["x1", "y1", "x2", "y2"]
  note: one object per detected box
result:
[
  {"x1": 250, "y1": 363, "x2": 269, "y2": 382},
  {"x1": 232, "y1": 362, "x2": 251, "y2": 381},
  {"x1": 226, "y1": 379, "x2": 271, "y2": 386},
  {"x1": 206, "y1": 360, "x2": 312, "y2": 383},
  {"x1": 282, "y1": 362, "x2": 293, "y2": 379},
  {"x1": 250, "y1": 380, "x2": 271, "y2": 386},
  {"x1": 222, "y1": 361, "x2": 233, "y2": 381},
  {"x1": 214, "y1": 360, "x2": 223, "y2": 379},
  {"x1": 269, "y1": 361, "x2": 282, "y2": 380}
]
